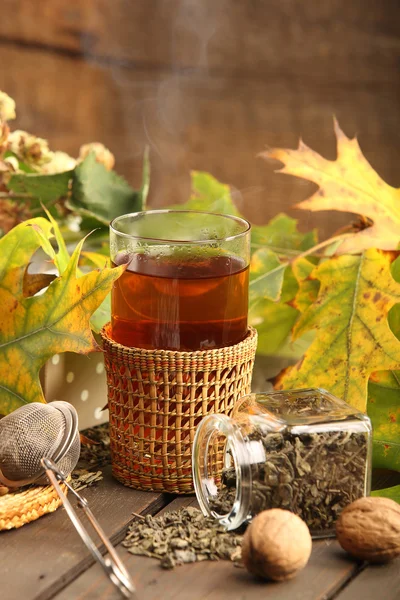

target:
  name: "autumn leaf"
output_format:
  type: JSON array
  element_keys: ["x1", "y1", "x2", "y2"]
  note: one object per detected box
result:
[
  {"x1": 290, "y1": 257, "x2": 319, "y2": 314},
  {"x1": 176, "y1": 173, "x2": 320, "y2": 355},
  {"x1": 0, "y1": 217, "x2": 124, "y2": 415},
  {"x1": 251, "y1": 213, "x2": 317, "y2": 255},
  {"x1": 262, "y1": 119, "x2": 400, "y2": 254},
  {"x1": 275, "y1": 249, "x2": 400, "y2": 412},
  {"x1": 23, "y1": 272, "x2": 56, "y2": 297},
  {"x1": 372, "y1": 485, "x2": 400, "y2": 503},
  {"x1": 174, "y1": 171, "x2": 241, "y2": 216},
  {"x1": 368, "y1": 370, "x2": 400, "y2": 470},
  {"x1": 36, "y1": 209, "x2": 113, "y2": 333}
]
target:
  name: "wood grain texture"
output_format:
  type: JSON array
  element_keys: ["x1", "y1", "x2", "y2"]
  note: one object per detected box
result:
[
  {"x1": 0, "y1": 44, "x2": 399, "y2": 239},
  {"x1": 336, "y1": 560, "x2": 400, "y2": 600},
  {"x1": 0, "y1": 465, "x2": 167, "y2": 600},
  {"x1": 0, "y1": 0, "x2": 399, "y2": 239},
  {"x1": 0, "y1": 0, "x2": 399, "y2": 84},
  {"x1": 54, "y1": 496, "x2": 359, "y2": 600}
]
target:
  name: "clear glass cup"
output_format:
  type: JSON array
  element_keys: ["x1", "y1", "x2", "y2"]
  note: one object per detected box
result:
[
  {"x1": 193, "y1": 388, "x2": 372, "y2": 537},
  {"x1": 110, "y1": 210, "x2": 251, "y2": 351}
]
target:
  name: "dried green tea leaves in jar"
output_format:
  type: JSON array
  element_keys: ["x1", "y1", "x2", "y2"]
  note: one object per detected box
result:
[
  {"x1": 212, "y1": 427, "x2": 369, "y2": 534},
  {"x1": 194, "y1": 388, "x2": 372, "y2": 537}
]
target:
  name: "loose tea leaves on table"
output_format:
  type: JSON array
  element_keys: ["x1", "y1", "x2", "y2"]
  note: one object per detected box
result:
[
  {"x1": 79, "y1": 423, "x2": 111, "y2": 468},
  {"x1": 212, "y1": 426, "x2": 369, "y2": 534},
  {"x1": 122, "y1": 507, "x2": 243, "y2": 569},
  {"x1": 70, "y1": 469, "x2": 103, "y2": 492}
]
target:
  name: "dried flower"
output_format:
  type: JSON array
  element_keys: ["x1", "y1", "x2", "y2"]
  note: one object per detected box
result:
[
  {"x1": 0, "y1": 159, "x2": 12, "y2": 190},
  {"x1": 0, "y1": 122, "x2": 9, "y2": 157},
  {"x1": 0, "y1": 199, "x2": 32, "y2": 235},
  {"x1": 79, "y1": 142, "x2": 115, "y2": 171},
  {"x1": 8, "y1": 130, "x2": 53, "y2": 169},
  {"x1": 4, "y1": 156, "x2": 18, "y2": 172},
  {"x1": 41, "y1": 151, "x2": 76, "y2": 174},
  {"x1": 0, "y1": 92, "x2": 16, "y2": 121}
]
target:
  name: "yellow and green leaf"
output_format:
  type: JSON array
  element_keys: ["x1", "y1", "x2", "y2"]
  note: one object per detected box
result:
[
  {"x1": 251, "y1": 213, "x2": 317, "y2": 255},
  {"x1": 275, "y1": 249, "x2": 400, "y2": 412},
  {"x1": 290, "y1": 257, "x2": 319, "y2": 314},
  {"x1": 0, "y1": 217, "x2": 123, "y2": 415},
  {"x1": 368, "y1": 370, "x2": 400, "y2": 470},
  {"x1": 372, "y1": 484, "x2": 400, "y2": 503},
  {"x1": 262, "y1": 119, "x2": 400, "y2": 254}
]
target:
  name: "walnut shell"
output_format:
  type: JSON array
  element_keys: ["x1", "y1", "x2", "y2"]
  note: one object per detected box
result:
[
  {"x1": 336, "y1": 496, "x2": 400, "y2": 563},
  {"x1": 241, "y1": 509, "x2": 312, "y2": 581}
]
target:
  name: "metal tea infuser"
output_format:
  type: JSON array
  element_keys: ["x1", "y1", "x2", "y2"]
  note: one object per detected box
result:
[{"x1": 0, "y1": 401, "x2": 135, "y2": 599}]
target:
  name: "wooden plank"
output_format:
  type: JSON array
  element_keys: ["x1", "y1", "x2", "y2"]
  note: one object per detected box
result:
[
  {"x1": 1, "y1": 45, "x2": 399, "y2": 241},
  {"x1": 0, "y1": 465, "x2": 168, "y2": 600},
  {"x1": 336, "y1": 561, "x2": 400, "y2": 600},
  {"x1": 0, "y1": 0, "x2": 399, "y2": 85},
  {"x1": 55, "y1": 496, "x2": 360, "y2": 600}
]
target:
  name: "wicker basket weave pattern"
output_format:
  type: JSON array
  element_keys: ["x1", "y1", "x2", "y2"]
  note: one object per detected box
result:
[
  {"x1": 0, "y1": 482, "x2": 67, "y2": 531},
  {"x1": 101, "y1": 325, "x2": 257, "y2": 493}
]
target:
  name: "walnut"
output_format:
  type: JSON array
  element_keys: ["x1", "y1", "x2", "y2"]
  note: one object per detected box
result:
[
  {"x1": 336, "y1": 496, "x2": 400, "y2": 563},
  {"x1": 241, "y1": 509, "x2": 312, "y2": 581}
]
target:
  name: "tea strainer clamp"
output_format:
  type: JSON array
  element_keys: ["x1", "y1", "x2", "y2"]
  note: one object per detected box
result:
[{"x1": 42, "y1": 458, "x2": 136, "y2": 599}]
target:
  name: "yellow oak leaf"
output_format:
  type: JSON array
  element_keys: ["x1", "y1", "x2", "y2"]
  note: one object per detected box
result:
[
  {"x1": 0, "y1": 217, "x2": 124, "y2": 415},
  {"x1": 275, "y1": 249, "x2": 400, "y2": 412},
  {"x1": 262, "y1": 120, "x2": 400, "y2": 254},
  {"x1": 290, "y1": 257, "x2": 319, "y2": 314}
]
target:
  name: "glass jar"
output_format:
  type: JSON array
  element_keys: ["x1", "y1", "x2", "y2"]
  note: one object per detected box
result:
[{"x1": 192, "y1": 388, "x2": 372, "y2": 538}]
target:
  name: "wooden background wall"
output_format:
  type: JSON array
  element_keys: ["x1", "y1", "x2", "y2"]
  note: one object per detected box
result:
[{"x1": 0, "y1": 0, "x2": 399, "y2": 237}]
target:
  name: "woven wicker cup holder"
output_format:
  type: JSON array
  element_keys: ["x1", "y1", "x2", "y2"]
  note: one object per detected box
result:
[{"x1": 101, "y1": 324, "x2": 258, "y2": 494}]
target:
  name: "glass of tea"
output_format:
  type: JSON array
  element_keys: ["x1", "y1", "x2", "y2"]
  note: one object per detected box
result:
[{"x1": 110, "y1": 210, "x2": 251, "y2": 351}]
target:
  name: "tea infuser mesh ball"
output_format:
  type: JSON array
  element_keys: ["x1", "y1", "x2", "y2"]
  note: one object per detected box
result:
[
  {"x1": 0, "y1": 401, "x2": 80, "y2": 487},
  {"x1": 0, "y1": 400, "x2": 136, "y2": 597}
]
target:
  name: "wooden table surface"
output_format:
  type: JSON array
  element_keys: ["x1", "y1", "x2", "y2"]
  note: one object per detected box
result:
[{"x1": 1, "y1": 462, "x2": 400, "y2": 600}]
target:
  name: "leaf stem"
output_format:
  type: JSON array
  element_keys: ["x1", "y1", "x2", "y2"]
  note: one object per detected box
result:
[
  {"x1": 0, "y1": 192, "x2": 34, "y2": 200},
  {"x1": 293, "y1": 233, "x2": 352, "y2": 262},
  {"x1": 249, "y1": 233, "x2": 352, "y2": 292}
]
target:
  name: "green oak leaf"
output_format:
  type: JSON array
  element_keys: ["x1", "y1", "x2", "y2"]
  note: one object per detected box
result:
[
  {"x1": 249, "y1": 248, "x2": 286, "y2": 303},
  {"x1": 371, "y1": 485, "x2": 400, "y2": 504},
  {"x1": 250, "y1": 266, "x2": 299, "y2": 356},
  {"x1": 173, "y1": 170, "x2": 240, "y2": 215},
  {"x1": 251, "y1": 213, "x2": 317, "y2": 255},
  {"x1": 369, "y1": 371, "x2": 400, "y2": 471},
  {"x1": 250, "y1": 300, "x2": 298, "y2": 356},
  {"x1": 69, "y1": 153, "x2": 142, "y2": 225},
  {"x1": 8, "y1": 170, "x2": 73, "y2": 208}
]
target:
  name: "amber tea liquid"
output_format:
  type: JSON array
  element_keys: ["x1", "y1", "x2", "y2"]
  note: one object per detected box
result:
[{"x1": 111, "y1": 252, "x2": 249, "y2": 351}]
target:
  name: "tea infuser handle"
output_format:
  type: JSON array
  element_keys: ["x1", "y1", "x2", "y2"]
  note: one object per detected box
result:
[{"x1": 41, "y1": 458, "x2": 136, "y2": 599}]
